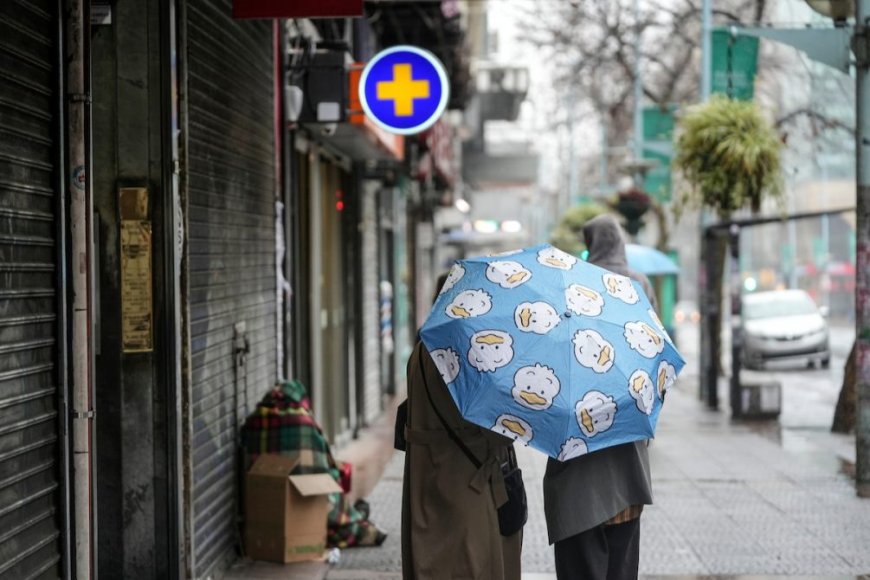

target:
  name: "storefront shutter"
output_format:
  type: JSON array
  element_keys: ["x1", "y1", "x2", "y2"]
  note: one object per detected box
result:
[
  {"x1": 361, "y1": 185, "x2": 382, "y2": 424},
  {"x1": 0, "y1": 1, "x2": 66, "y2": 578},
  {"x1": 185, "y1": 0, "x2": 276, "y2": 576}
]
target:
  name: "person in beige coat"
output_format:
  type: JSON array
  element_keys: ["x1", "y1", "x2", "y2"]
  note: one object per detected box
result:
[{"x1": 401, "y1": 339, "x2": 522, "y2": 580}]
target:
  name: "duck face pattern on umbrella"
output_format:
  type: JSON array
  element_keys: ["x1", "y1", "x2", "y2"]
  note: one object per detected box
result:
[
  {"x1": 512, "y1": 364, "x2": 561, "y2": 410},
  {"x1": 486, "y1": 260, "x2": 532, "y2": 289},
  {"x1": 431, "y1": 347, "x2": 461, "y2": 384},
  {"x1": 467, "y1": 330, "x2": 514, "y2": 372},
  {"x1": 565, "y1": 284, "x2": 605, "y2": 316},
  {"x1": 446, "y1": 289, "x2": 493, "y2": 319},
  {"x1": 514, "y1": 301, "x2": 561, "y2": 334},
  {"x1": 419, "y1": 244, "x2": 686, "y2": 461}
]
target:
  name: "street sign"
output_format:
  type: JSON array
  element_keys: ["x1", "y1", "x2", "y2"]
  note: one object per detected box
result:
[
  {"x1": 359, "y1": 46, "x2": 450, "y2": 136},
  {"x1": 642, "y1": 106, "x2": 676, "y2": 202},
  {"x1": 711, "y1": 29, "x2": 759, "y2": 101},
  {"x1": 233, "y1": 0, "x2": 362, "y2": 18},
  {"x1": 813, "y1": 237, "x2": 830, "y2": 268}
]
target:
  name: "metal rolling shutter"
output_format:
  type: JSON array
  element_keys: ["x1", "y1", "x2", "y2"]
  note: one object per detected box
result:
[
  {"x1": 361, "y1": 185, "x2": 381, "y2": 424},
  {"x1": 186, "y1": 1, "x2": 276, "y2": 576},
  {"x1": 0, "y1": 1, "x2": 65, "y2": 579}
]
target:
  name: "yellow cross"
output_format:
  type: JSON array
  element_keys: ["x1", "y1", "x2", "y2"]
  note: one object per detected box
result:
[{"x1": 377, "y1": 64, "x2": 430, "y2": 117}]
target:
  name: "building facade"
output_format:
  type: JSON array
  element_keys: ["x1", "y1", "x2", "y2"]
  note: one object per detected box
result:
[{"x1": 0, "y1": 1, "x2": 468, "y2": 578}]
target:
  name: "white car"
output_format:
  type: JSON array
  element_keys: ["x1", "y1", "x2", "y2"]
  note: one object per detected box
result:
[{"x1": 741, "y1": 289, "x2": 830, "y2": 370}]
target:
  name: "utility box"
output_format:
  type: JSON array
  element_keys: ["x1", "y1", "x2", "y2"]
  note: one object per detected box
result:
[
  {"x1": 286, "y1": 49, "x2": 348, "y2": 123},
  {"x1": 738, "y1": 380, "x2": 781, "y2": 419},
  {"x1": 244, "y1": 454, "x2": 342, "y2": 563}
]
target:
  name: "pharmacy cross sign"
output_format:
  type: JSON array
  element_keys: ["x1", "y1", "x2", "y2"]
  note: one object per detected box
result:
[{"x1": 359, "y1": 45, "x2": 450, "y2": 135}]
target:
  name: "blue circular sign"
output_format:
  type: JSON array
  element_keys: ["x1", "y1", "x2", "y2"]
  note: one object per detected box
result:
[{"x1": 359, "y1": 45, "x2": 450, "y2": 135}]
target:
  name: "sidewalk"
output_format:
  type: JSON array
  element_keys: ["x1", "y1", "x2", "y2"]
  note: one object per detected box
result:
[
  {"x1": 329, "y1": 378, "x2": 870, "y2": 579},
  {"x1": 228, "y1": 357, "x2": 870, "y2": 579},
  {"x1": 223, "y1": 399, "x2": 401, "y2": 580}
]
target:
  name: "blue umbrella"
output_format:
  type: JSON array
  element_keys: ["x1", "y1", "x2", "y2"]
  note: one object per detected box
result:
[
  {"x1": 625, "y1": 243, "x2": 679, "y2": 276},
  {"x1": 419, "y1": 244, "x2": 686, "y2": 461}
]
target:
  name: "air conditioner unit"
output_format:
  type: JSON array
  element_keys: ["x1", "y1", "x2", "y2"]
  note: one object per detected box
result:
[{"x1": 286, "y1": 50, "x2": 347, "y2": 124}]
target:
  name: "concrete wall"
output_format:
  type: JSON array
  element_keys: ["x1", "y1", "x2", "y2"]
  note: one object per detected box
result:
[{"x1": 92, "y1": 0, "x2": 176, "y2": 576}]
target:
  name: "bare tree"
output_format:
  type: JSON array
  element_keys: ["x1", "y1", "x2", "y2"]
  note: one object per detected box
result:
[
  {"x1": 524, "y1": 1, "x2": 770, "y2": 147},
  {"x1": 522, "y1": 0, "x2": 857, "y2": 388}
]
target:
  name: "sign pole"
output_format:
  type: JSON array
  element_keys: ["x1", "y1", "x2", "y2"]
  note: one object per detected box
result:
[
  {"x1": 701, "y1": 0, "x2": 712, "y2": 100},
  {"x1": 698, "y1": 0, "x2": 713, "y2": 407},
  {"x1": 633, "y1": 0, "x2": 644, "y2": 166},
  {"x1": 855, "y1": 0, "x2": 870, "y2": 498},
  {"x1": 729, "y1": 224, "x2": 742, "y2": 417}
]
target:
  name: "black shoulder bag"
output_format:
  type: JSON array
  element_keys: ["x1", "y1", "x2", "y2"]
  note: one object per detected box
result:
[
  {"x1": 394, "y1": 399, "x2": 408, "y2": 451},
  {"x1": 417, "y1": 350, "x2": 527, "y2": 537}
]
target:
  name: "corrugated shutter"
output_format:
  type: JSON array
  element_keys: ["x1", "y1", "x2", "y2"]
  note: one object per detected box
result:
[
  {"x1": 361, "y1": 185, "x2": 381, "y2": 424},
  {"x1": 0, "y1": 1, "x2": 65, "y2": 579},
  {"x1": 185, "y1": 1, "x2": 276, "y2": 576}
]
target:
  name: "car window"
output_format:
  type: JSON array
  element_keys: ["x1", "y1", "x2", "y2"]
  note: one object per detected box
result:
[{"x1": 744, "y1": 293, "x2": 818, "y2": 320}]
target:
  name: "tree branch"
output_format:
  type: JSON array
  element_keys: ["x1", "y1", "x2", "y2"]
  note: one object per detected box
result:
[{"x1": 775, "y1": 108, "x2": 854, "y2": 135}]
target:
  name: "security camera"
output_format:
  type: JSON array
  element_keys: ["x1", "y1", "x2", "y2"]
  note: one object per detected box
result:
[{"x1": 321, "y1": 123, "x2": 338, "y2": 137}]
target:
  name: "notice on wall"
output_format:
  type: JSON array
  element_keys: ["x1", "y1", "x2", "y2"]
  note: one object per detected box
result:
[{"x1": 119, "y1": 187, "x2": 153, "y2": 353}]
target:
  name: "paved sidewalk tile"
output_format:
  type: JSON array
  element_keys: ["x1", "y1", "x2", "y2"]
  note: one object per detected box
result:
[
  {"x1": 223, "y1": 560, "x2": 328, "y2": 580},
  {"x1": 325, "y1": 373, "x2": 870, "y2": 579}
]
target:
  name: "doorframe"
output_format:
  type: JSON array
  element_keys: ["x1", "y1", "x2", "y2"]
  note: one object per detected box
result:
[
  {"x1": 56, "y1": 0, "x2": 73, "y2": 575},
  {"x1": 308, "y1": 143, "x2": 325, "y2": 429},
  {"x1": 160, "y1": 0, "x2": 182, "y2": 577}
]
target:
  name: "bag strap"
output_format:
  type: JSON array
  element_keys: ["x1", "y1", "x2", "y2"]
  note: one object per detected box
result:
[{"x1": 418, "y1": 348, "x2": 483, "y2": 469}]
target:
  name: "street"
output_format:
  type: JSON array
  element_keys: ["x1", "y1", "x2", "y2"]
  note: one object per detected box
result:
[
  {"x1": 746, "y1": 322, "x2": 853, "y2": 431},
  {"x1": 707, "y1": 317, "x2": 853, "y2": 444},
  {"x1": 326, "y1": 322, "x2": 868, "y2": 579},
  {"x1": 702, "y1": 319, "x2": 854, "y2": 430},
  {"x1": 6, "y1": 2, "x2": 870, "y2": 578}
]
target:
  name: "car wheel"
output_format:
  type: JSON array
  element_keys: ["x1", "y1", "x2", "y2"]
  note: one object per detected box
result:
[{"x1": 821, "y1": 358, "x2": 830, "y2": 369}]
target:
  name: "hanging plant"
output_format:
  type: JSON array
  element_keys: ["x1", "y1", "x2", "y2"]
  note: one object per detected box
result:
[{"x1": 674, "y1": 95, "x2": 783, "y2": 219}]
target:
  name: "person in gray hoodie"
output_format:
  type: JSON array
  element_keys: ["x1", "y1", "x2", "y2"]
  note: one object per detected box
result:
[{"x1": 543, "y1": 214, "x2": 657, "y2": 580}]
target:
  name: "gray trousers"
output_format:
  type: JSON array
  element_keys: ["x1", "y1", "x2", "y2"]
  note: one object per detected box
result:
[{"x1": 553, "y1": 518, "x2": 641, "y2": 580}]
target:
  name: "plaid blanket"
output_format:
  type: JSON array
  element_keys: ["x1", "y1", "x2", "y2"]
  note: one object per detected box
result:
[{"x1": 242, "y1": 380, "x2": 386, "y2": 549}]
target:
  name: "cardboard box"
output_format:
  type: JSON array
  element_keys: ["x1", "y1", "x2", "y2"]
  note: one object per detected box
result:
[{"x1": 244, "y1": 454, "x2": 342, "y2": 563}]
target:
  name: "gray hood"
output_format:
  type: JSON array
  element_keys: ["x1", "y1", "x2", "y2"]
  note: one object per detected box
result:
[
  {"x1": 544, "y1": 214, "x2": 658, "y2": 541},
  {"x1": 583, "y1": 214, "x2": 628, "y2": 274}
]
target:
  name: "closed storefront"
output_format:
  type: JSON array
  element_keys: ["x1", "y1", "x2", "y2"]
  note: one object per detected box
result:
[
  {"x1": 183, "y1": 0, "x2": 277, "y2": 576},
  {"x1": 359, "y1": 181, "x2": 381, "y2": 424},
  {"x1": 320, "y1": 159, "x2": 351, "y2": 441},
  {"x1": 377, "y1": 187, "x2": 404, "y2": 395},
  {"x1": 288, "y1": 140, "x2": 354, "y2": 443},
  {"x1": 313, "y1": 152, "x2": 351, "y2": 442},
  {"x1": 0, "y1": 1, "x2": 68, "y2": 578}
]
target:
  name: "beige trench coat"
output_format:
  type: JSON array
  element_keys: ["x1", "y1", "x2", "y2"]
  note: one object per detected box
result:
[{"x1": 401, "y1": 343, "x2": 522, "y2": 580}]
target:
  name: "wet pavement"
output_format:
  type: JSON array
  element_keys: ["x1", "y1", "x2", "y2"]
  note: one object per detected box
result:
[
  {"x1": 228, "y1": 322, "x2": 870, "y2": 579},
  {"x1": 328, "y1": 322, "x2": 869, "y2": 579},
  {"x1": 329, "y1": 388, "x2": 868, "y2": 578}
]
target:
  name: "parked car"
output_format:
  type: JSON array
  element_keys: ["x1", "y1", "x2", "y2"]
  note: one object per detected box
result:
[{"x1": 741, "y1": 289, "x2": 830, "y2": 370}]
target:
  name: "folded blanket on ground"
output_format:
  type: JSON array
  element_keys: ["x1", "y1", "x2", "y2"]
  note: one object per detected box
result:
[{"x1": 242, "y1": 380, "x2": 387, "y2": 549}]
